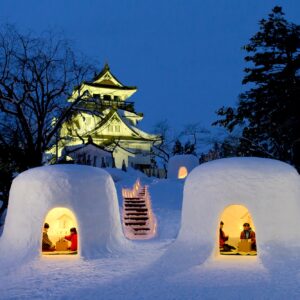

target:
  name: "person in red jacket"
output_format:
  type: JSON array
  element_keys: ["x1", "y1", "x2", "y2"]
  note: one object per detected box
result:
[
  {"x1": 219, "y1": 221, "x2": 235, "y2": 252},
  {"x1": 65, "y1": 227, "x2": 78, "y2": 251},
  {"x1": 240, "y1": 223, "x2": 256, "y2": 251}
]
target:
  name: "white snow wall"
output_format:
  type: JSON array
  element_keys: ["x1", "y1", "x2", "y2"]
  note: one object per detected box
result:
[
  {"x1": 0, "y1": 165, "x2": 128, "y2": 262},
  {"x1": 176, "y1": 157, "x2": 300, "y2": 261}
]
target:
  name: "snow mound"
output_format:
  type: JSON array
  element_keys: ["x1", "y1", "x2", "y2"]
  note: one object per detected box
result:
[
  {"x1": 176, "y1": 157, "x2": 300, "y2": 263},
  {"x1": 168, "y1": 155, "x2": 199, "y2": 179},
  {"x1": 105, "y1": 167, "x2": 147, "y2": 182},
  {"x1": 0, "y1": 164, "x2": 128, "y2": 264}
]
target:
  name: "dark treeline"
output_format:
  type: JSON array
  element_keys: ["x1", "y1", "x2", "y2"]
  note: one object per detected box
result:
[
  {"x1": 213, "y1": 6, "x2": 300, "y2": 172},
  {"x1": 0, "y1": 25, "x2": 95, "y2": 216}
]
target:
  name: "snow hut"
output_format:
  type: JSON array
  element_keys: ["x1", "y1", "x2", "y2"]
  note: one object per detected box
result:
[
  {"x1": 0, "y1": 165, "x2": 127, "y2": 262},
  {"x1": 176, "y1": 157, "x2": 300, "y2": 262},
  {"x1": 167, "y1": 155, "x2": 199, "y2": 179}
]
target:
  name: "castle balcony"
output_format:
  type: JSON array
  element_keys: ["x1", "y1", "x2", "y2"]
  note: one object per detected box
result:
[{"x1": 89, "y1": 96, "x2": 136, "y2": 112}]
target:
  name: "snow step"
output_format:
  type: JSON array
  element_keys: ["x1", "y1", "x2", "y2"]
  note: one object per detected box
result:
[
  {"x1": 124, "y1": 217, "x2": 148, "y2": 221},
  {"x1": 122, "y1": 180, "x2": 156, "y2": 240},
  {"x1": 124, "y1": 203, "x2": 146, "y2": 208},
  {"x1": 125, "y1": 208, "x2": 148, "y2": 212},
  {"x1": 134, "y1": 232, "x2": 149, "y2": 236},
  {"x1": 125, "y1": 222, "x2": 147, "y2": 226},
  {"x1": 125, "y1": 213, "x2": 147, "y2": 216},
  {"x1": 132, "y1": 227, "x2": 150, "y2": 231}
]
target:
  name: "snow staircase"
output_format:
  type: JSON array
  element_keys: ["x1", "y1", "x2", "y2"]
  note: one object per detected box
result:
[{"x1": 122, "y1": 179, "x2": 157, "y2": 240}]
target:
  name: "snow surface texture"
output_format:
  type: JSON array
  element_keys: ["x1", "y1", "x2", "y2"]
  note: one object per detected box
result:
[
  {"x1": 176, "y1": 157, "x2": 300, "y2": 263},
  {"x1": 2, "y1": 159, "x2": 300, "y2": 299},
  {"x1": 0, "y1": 165, "x2": 128, "y2": 265},
  {"x1": 167, "y1": 154, "x2": 199, "y2": 179}
]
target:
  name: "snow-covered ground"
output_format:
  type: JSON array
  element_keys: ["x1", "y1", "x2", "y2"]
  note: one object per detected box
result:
[{"x1": 1, "y1": 161, "x2": 300, "y2": 299}]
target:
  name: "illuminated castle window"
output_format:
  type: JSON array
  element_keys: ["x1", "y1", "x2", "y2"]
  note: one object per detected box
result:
[
  {"x1": 219, "y1": 204, "x2": 257, "y2": 255},
  {"x1": 178, "y1": 166, "x2": 188, "y2": 179},
  {"x1": 42, "y1": 207, "x2": 78, "y2": 255}
]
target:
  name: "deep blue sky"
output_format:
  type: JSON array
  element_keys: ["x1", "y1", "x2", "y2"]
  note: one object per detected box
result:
[{"x1": 1, "y1": 0, "x2": 300, "y2": 134}]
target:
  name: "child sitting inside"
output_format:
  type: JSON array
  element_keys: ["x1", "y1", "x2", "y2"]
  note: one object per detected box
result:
[{"x1": 64, "y1": 227, "x2": 78, "y2": 251}]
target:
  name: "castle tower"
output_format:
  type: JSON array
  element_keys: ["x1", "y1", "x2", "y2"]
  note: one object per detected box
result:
[{"x1": 56, "y1": 64, "x2": 161, "y2": 170}]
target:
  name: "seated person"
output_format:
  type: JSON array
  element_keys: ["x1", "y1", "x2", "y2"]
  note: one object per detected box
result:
[
  {"x1": 219, "y1": 221, "x2": 235, "y2": 251},
  {"x1": 240, "y1": 222, "x2": 256, "y2": 251},
  {"x1": 42, "y1": 223, "x2": 55, "y2": 251},
  {"x1": 64, "y1": 227, "x2": 78, "y2": 251}
]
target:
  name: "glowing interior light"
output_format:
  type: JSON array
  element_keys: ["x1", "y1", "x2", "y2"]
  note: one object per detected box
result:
[
  {"x1": 42, "y1": 207, "x2": 78, "y2": 247},
  {"x1": 178, "y1": 166, "x2": 188, "y2": 179},
  {"x1": 219, "y1": 204, "x2": 256, "y2": 251}
]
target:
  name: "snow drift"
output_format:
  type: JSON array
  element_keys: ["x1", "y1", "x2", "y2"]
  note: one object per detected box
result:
[
  {"x1": 0, "y1": 164, "x2": 128, "y2": 263},
  {"x1": 175, "y1": 157, "x2": 300, "y2": 263}
]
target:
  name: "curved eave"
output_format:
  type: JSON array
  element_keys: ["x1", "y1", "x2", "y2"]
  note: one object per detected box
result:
[
  {"x1": 69, "y1": 83, "x2": 137, "y2": 102},
  {"x1": 85, "y1": 82, "x2": 137, "y2": 91}
]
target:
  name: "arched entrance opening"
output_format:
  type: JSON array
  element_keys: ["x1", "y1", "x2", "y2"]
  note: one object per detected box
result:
[
  {"x1": 219, "y1": 204, "x2": 257, "y2": 255},
  {"x1": 42, "y1": 207, "x2": 79, "y2": 255},
  {"x1": 178, "y1": 166, "x2": 188, "y2": 179}
]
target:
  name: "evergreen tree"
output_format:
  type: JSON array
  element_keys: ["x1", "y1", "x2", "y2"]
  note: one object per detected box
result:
[
  {"x1": 184, "y1": 141, "x2": 196, "y2": 155},
  {"x1": 172, "y1": 139, "x2": 184, "y2": 155},
  {"x1": 213, "y1": 6, "x2": 300, "y2": 170}
]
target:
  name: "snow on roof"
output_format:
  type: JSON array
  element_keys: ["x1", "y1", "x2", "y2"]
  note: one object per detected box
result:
[
  {"x1": 63, "y1": 143, "x2": 112, "y2": 157},
  {"x1": 120, "y1": 116, "x2": 161, "y2": 141},
  {"x1": 167, "y1": 155, "x2": 199, "y2": 179},
  {"x1": 117, "y1": 109, "x2": 143, "y2": 120},
  {"x1": 175, "y1": 157, "x2": 300, "y2": 263},
  {"x1": 0, "y1": 165, "x2": 129, "y2": 263}
]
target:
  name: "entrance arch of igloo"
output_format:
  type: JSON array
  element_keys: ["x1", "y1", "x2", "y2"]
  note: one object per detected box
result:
[
  {"x1": 0, "y1": 164, "x2": 128, "y2": 263},
  {"x1": 178, "y1": 167, "x2": 188, "y2": 179},
  {"x1": 218, "y1": 204, "x2": 257, "y2": 254},
  {"x1": 176, "y1": 157, "x2": 300, "y2": 264},
  {"x1": 42, "y1": 207, "x2": 79, "y2": 254},
  {"x1": 167, "y1": 155, "x2": 199, "y2": 179}
]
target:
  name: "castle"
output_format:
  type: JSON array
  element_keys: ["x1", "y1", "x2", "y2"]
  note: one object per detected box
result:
[{"x1": 53, "y1": 64, "x2": 161, "y2": 170}]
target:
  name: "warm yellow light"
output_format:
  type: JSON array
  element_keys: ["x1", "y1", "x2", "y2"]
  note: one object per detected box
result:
[
  {"x1": 43, "y1": 207, "x2": 78, "y2": 245},
  {"x1": 178, "y1": 166, "x2": 188, "y2": 179},
  {"x1": 219, "y1": 204, "x2": 255, "y2": 248}
]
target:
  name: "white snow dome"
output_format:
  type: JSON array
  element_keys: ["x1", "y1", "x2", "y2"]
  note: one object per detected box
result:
[
  {"x1": 177, "y1": 157, "x2": 300, "y2": 262},
  {"x1": 168, "y1": 154, "x2": 199, "y2": 179},
  {"x1": 0, "y1": 165, "x2": 128, "y2": 262}
]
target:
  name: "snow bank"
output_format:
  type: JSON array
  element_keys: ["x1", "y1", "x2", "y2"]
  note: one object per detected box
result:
[
  {"x1": 167, "y1": 155, "x2": 198, "y2": 179},
  {"x1": 0, "y1": 165, "x2": 128, "y2": 263},
  {"x1": 175, "y1": 157, "x2": 300, "y2": 263}
]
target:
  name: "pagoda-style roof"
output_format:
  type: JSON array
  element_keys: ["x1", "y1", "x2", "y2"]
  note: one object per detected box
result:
[
  {"x1": 65, "y1": 109, "x2": 161, "y2": 143},
  {"x1": 90, "y1": 110, "x2": 161, "y2": 142},
  {"x1": 70, "y1": 64, "x2": 137, "y2": 102}
]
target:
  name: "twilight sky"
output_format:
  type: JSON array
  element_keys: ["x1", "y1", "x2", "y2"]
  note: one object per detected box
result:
[{"x1": 1, "y1": 0, "x2": 300, "y2": 134}]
